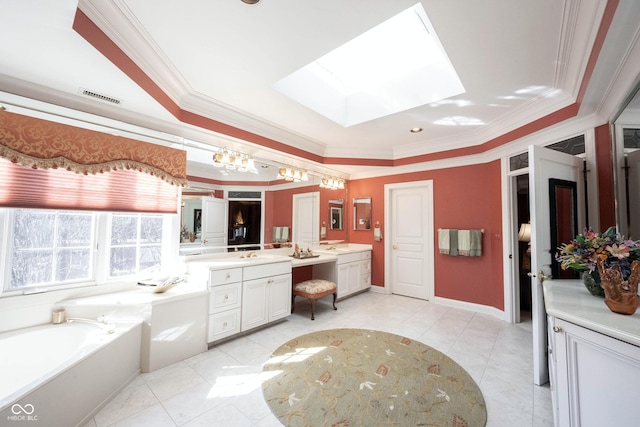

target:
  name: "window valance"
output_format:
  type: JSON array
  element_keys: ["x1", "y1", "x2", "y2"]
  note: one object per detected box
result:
[{"x1": 0, "y1": 109, "x2": 187, "y2": 186}]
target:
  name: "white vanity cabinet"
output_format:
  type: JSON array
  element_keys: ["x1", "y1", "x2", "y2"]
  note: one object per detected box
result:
[
  {"x1": 207, "y1": 267, "x2": 243, "y2": 342},
  {"x1": 544, "y1": 281, "x2": 640, "y2": 427},
  {"x1": 335, "y1": 250, "x2": 371, "y2": 299},
  {"x1": 547, "y1": 316, "x2": 640, "y2": 427},
  {"x1": 241, "y1": 261, "x2": 291, "y2": 332}
]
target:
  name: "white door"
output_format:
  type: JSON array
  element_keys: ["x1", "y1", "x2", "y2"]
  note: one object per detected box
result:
[
  {"x1": 385, "y1": 180, "x2": 434, "y2": 300},
  {"x1": 201, "y1": 196, "x2": 227, "y2": 246},
  {"x1": 529, "y1": 145, "x2": 584, "y2": 385},
  {"x1": 292, "y1": 192, "x2": 319, "y2": 244}
]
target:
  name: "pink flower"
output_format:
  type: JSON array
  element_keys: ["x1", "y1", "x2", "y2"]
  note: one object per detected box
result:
[{"x1": 606, "y1": 243, "x2": 630, "y2": 259}]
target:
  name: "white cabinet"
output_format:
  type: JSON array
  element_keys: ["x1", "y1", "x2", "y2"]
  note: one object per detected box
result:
[
  {"x1": 333, "y1": 251, "x2": 371, "y2": 299},
  {"x1": 548, "y1": 316, "x2": 640, "y2": 427},
  {"x1": 205, "y1": 261, "x2": 291, "y2": 342},
  {"x1": 207, "y1": 267, "x2": 242, "y2": 343},
  {"x1": 241, "y1": 262, "x2": 291, "y2": 332}
]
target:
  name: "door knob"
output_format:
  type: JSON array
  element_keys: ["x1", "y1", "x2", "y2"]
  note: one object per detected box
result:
[{"x1": 538, "y1": 271, "x2": 550, "y2": 282}]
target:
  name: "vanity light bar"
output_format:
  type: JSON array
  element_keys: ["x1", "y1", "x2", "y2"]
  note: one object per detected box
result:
[
  {"x1": 277, "y1": 166, "x2": 309, "y2": 182},
  {"x1": 212, "y1": 149, "x2": 257, "y2": 173},
  {"x1": 320, "y1": 176, "x2": 345, "y2": 190}
]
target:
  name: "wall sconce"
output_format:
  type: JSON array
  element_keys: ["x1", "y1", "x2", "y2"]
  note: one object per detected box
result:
[
  {"x1": 518, "y1": 222, "x2": 531, "y2": 270},
  {"x1": 518, "y1": 223, "x2": 531, "y2": 243},
  {"x1": 319, "y1": 176, "x2": 345, "y2": 190},
  {"x1": 212, "y1": 149, "x2": 257, "y2": 173},
  {"x1": 277, "y1": 167, "x2": 308, "y2": 182}
]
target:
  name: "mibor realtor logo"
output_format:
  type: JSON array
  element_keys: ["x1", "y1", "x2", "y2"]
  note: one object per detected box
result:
[{"x1": 7, "y1": 403, "x2": 38, "y2": 422}]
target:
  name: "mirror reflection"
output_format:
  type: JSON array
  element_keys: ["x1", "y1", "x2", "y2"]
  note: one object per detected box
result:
[
  {"x1": 614, "y1": 82, "x2": 640, "y2": 239},
  {"x1": 329, "y1": 199, "x2": 343, "y2": 230},
  {"x1": 353, "y1": 197, "x2": 372, "y2": 230},
  {"x1": 180, "y1": 195, "x2": 203, "y2": 243}
]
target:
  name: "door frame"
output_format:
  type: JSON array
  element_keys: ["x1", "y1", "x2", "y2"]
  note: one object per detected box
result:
[{"x1": 384, "y1": 180, "x2": 435, "y2": 300}]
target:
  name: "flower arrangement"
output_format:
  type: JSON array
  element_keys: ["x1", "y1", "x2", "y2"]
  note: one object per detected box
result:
[
  {"x1": 180, "y1": 225, "x2": 190, "y2": 241},
  {"x1": 556, "y1": 227, "x2": 640, "y2": 280}
]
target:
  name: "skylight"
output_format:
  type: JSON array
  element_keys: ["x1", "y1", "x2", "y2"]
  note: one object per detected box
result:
[{"x1": 273, "y1": 3, "x2": 465, "y2": 127}]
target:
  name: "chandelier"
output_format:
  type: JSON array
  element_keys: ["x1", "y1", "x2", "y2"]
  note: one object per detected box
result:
[
  {"x1": 319, "y1": 176, "x2": 345, "y2": 190},
  {"x1": 277, "y1": 167, "x2": 309, "y2": 182},
  {"x1": 212, "y1": 149, "x2": 257, "y2": 173}
]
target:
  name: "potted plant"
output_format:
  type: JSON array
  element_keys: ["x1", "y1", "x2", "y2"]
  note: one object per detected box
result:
[{"x1": 555, "y1": 227, "x2": 640, "y2": 298}]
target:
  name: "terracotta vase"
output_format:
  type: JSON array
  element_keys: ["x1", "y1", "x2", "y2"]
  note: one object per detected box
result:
[{"x1": 597, "y1": 259, "x2": 640, "y2": 315}]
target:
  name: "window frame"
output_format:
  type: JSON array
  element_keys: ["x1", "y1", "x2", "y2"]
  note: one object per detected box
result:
[{"x1": 0, "y1": 208, "x2": 177, "y2": 297}]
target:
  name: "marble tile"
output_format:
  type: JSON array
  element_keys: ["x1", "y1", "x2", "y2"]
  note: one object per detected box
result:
[
  {"x1": 181, "y1": 401, "x2": 254, "y2": 427},
  {"x1": 142, "y1": 363, "x2": 205, "y2": 401},
  {"x1": 93, "y1": 382, "x2": 159, "y2": 427},
  {"x1": 110, "y1": 403, "x2": 176, "y2": 427},
  {"x1": 161, "y1": 382, "x2": 231, "y2": 425},
  {"x1": 84, "y1": 292, "x2": 552, "y2": 427}
]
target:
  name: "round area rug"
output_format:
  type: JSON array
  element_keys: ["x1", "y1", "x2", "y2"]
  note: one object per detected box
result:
[{"x1": 261, "y1": 329, "x2": 486, "y2": 427}]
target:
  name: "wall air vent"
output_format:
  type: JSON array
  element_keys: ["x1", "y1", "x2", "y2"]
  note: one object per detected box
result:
[
  {"x1": 228, "y1": 191, "x2": 261, "y2": 199},
  {"x1": 79, "y1": 88, "x2": 122, "y2": 105}
]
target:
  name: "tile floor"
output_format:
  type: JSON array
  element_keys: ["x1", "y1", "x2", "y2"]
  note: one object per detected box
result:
[{"x1": 82, "y1": 292, "x2": 553, "y2": 427}]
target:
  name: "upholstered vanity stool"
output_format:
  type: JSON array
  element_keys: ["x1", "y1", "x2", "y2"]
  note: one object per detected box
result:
[{"x1": 291, "y1": 279, "x2": 337, "y2": 320}]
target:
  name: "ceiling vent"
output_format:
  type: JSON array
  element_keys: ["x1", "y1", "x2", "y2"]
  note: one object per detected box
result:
[{"x1": 79, "y1": 88, "x2": 122, "y2": 105}]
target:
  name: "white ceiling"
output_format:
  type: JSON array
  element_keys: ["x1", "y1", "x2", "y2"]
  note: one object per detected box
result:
[{"x1": 0, "y1": 0, "x2": 639, "y2": 183}]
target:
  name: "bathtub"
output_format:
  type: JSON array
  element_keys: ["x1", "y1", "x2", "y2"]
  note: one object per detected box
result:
[{"x1": 0, "y1": 320, "x2": 142, "y2": 427}]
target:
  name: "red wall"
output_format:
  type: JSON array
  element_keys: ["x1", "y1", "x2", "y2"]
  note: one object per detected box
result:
[
  {"x1": 595, "y1": 123, "x2": 616, "y2": 230},
  {"x1": 342, "y1": 160, "x2": 503, "y2": 310}
]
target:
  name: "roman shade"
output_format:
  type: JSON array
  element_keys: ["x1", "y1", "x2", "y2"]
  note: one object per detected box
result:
[{"x1": 0, "y1": 109, "x2": 187, "y2": 213}]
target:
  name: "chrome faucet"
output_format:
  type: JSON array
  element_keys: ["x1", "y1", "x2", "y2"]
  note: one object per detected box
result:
[
  {"x1": 66, "y1": 317, "x2": 116, "y2": 334},
  {"x1": 52, "y1": 308, "x2": 115, "y2": 334}
]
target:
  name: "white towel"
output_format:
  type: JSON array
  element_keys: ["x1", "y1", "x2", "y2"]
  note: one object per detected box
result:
[
  {"x1": 458, "y1": 230, "x2": 471, "y2": 256},
  {"x1": 438, "y1": 229, "x2": 450, "y2": 254}
]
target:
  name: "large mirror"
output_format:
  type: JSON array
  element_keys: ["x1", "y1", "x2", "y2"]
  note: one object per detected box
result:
[
  {"x1": 614, "y1": 81, "x2": 640, "y2": 239},
  {"x1": 549, "y1": 178, "x2": 578, "y2": 278},
  {"x1": 353, "y1": 197, "x2": 372, "y2": 230}
]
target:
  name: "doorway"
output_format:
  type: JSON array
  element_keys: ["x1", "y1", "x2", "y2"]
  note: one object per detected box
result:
[
  {"x1": 385, "y1": 180, "x2": 434, "y2": 300},
  {"x1": 515, "y1": 174, "x2": 531, "y2": 320},
  {"x1": 228, "y1": 200, "x2": 261, "y2": 250}
]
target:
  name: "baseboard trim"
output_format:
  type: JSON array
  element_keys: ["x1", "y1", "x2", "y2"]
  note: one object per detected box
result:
[{"x1": 433, "y1": 296, "x2": 506, "y2": 321}]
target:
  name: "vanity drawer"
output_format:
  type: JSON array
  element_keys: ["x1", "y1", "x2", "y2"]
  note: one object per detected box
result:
[
  {"x1": 335, "y1": 252, "x2": 363, "y2": 264},
  {"x1": 209, "y1": 267, "x2": 242, "y2": 286},
  {"x1": 243, "y1": 261, "x2": 291, "y2": 281},
  {"x1": 208, "y1": 309, "x2": 240, "y2": 342},
  {"x1": 209, "y1": 282, "x2": 242, "y2": 313}
]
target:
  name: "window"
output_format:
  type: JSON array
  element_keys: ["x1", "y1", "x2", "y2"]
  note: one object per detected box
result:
[
  {"x1": 9, "y1": 209, "x2": 95, "y2": 291},
  {"x1": 2, "y1": 208, "x2": 172, "y2": 294},
  {"x1": 109, "y1": 213, "x2": 164, "y2": 278}
]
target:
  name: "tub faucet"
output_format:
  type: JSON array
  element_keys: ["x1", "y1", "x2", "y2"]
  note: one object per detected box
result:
[{"x1": 60, "y1": 314, "x2": 115, "y2": 334}]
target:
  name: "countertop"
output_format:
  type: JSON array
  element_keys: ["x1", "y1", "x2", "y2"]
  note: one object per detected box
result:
[
  {"x1": 543, "y1": 280, "x2": 640, "y2": 347},
  {"x1": 183, "y1": 243, "x2": 373, "y2": 271}
]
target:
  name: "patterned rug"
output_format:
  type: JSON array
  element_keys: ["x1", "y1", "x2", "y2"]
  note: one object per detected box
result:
[{"x1": 261, "y1": 329, "x2": 487, "y2": 426}]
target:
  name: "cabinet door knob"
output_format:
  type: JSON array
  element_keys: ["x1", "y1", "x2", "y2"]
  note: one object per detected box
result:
[
  {"x1": 224, "y1": 294, "x2": 228, "y2": 300},
  {"x1": 223, "y1": 321, "x2": 228, "y2": 328},
  {"x1": 553, "y1": 326, "x2": 562, "y2": 333},
  {"x1": 392, "y1": 244, "x2": 398, "y2": 249},
  {"x1": 226, "y1": 273, "x2": 231, "y2": 279}
]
